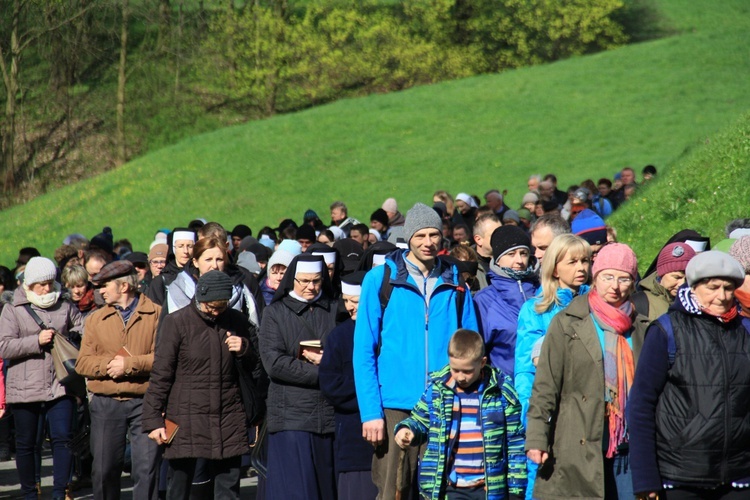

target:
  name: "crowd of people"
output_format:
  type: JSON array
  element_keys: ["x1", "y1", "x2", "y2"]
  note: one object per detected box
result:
[{"x1": 1, "y1": 164, "x2": 750, "y2": 500}]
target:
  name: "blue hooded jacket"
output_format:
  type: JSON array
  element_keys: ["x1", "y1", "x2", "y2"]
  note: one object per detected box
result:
[
  {"x1": 514, "y1": 285, "x2": 590, "y2": 424},
  {"x1": 474, "y1": 270, "x2": 538, "y2": 377},
  {"x1": 353, "y1": 250, "x2": 478, "y2": 423}
]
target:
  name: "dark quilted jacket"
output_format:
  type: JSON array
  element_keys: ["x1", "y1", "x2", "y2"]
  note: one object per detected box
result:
[{"x1": 142, "y1": 304, "x2": 262, "y2": 460}]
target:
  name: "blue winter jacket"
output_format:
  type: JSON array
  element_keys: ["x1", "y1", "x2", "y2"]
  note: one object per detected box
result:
[
  {"x1": 514, "y1": 285, "x2": 588, "y2": 500},
  {"x1": 353, "y1": 251, "x2": 478, "y2": 422},
  {"x1": 474, "y1": 271, "x2": 537, "y2": 378}
]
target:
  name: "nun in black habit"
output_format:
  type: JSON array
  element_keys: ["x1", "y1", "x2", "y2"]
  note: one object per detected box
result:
[{"x1": 258, "y1": 254, "x2": 339, "y2": 499}]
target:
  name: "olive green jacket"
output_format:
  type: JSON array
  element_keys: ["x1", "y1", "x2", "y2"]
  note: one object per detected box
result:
[
  {"x1": 635, "y1": 272, "x2": 672, "y2": 322},
  {"x1": 524, "y1": 293, "x2": 650, "y2": 500}
]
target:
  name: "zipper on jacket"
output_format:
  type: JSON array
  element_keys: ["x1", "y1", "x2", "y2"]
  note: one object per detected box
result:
[
  {"x1": 516, "y1": 280, "x2": 529, "y2": 301},
  {"x1": 717, "y1": 329, "x2": 731, "y2": 483},
  {"x1": 423, "y1": 277, "x2": 429, "y2": 386}
]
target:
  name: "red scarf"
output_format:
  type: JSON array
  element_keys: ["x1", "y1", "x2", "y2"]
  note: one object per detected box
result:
[
  {"x1": 76, "y1": 287, "x2": 97, "y2": 313},
  {"x1": 588, "y1": 289, "x2": 635, "y2": 458}
]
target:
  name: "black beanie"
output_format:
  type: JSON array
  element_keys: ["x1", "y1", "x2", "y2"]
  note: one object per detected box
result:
[
  {"x1": 195, "y1": 271, "x2": 233, "y2": 302},
  {"x1": 491, "y1": 226, "x2": 531, "y2": 262},
  {"x1": 232, "y1": 224, "x2": 253, "y2": 239},
  {"x1": 296, "y1": 224, "x2": 317, "y2": 242},
  {"x1": 370, "y1": 208, "x2": 389, "y2": 227}
]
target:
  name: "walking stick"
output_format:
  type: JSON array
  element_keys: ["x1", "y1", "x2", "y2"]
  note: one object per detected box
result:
[{"x1": 394, "y1": 447, "x2": 407, "y2": 500}]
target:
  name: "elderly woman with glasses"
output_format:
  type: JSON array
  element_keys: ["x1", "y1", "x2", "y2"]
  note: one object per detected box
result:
[
  {"x1": 259, "y1": 254, "x2": 339, "y2": 499},
  {"x1": 525, "y1": 243, "x2": 650, "y2": 500},
  {"x1": 628, "y1": 252, "x2": 750, "y2": 500}
]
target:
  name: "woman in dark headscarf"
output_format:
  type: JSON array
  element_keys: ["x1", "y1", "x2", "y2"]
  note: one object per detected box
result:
[
  {"x1": 642, "y1": 229, "x2": 710, "y2": 278},
  {"x1": 259, "y1": 254, "x2": 339, "y2": 499},
  {"x1": 356, "y1": 241, "x2": 397, "y2": 272},
  {"x1": 319, "y1": 272, "x2": 378, "y2": 500},
  {"x1": 306, "y1": 243, "x2": 343, "y2": 295}
]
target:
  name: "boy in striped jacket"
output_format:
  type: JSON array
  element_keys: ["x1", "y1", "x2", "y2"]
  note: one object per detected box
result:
[{"x1": 395, "y1": 329, "x2": 526, "y2": 500}]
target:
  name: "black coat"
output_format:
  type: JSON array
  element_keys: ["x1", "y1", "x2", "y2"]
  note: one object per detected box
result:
[
  {"x1": 142, "y1": 303, "x2": 263, "y2": 460},
  {"x1": 146, "y1": 260, "x2": 181, "y2": 306},
  {"x1": 259, "y1": 294, "x2": 338, "y2": 434}
]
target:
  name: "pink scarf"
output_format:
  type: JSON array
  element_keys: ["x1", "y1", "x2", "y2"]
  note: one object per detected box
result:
[{"x1": 588, "y1": 289, "x2": 635, "y2": 458}]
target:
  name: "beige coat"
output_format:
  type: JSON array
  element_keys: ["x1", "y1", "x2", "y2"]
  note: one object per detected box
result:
[{"x1": 76, "y1": 294, "x2": 160, "y2": 397}]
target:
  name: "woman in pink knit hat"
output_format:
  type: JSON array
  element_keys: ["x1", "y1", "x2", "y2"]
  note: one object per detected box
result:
[{"x1": 525, "y1": 243, "x2": 651, "y2": 500}]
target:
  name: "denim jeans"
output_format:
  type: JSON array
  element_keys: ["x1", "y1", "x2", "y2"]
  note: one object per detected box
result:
[
  {"x1": 604, "y1": 451, "x2": 633, "y2": 500},
  {"x1": 11, "y1": 396, "x2": 75, "y2": 500}
]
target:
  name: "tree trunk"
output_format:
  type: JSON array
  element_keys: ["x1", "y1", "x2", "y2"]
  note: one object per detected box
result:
[
  {"x1": 157, "y1": 0, "x2": 170, "y2": 52},
  {"x1": 174, "y1": 0, "x2": 184, "y2": 99},
  {"x1": 116, "y1": 0, "x2": 128, "y2": 165},
  {"x1": 2, "y1": 0, "x2": 21, "y2": 192}
]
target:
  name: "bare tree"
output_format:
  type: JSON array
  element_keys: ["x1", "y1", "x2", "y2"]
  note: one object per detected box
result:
[
  {"x1": 0, "y1": 0, "x2": 94, "y2": 192},
  {"x1": 116, "y1": 0, "x2": 129, "y2": 165}
]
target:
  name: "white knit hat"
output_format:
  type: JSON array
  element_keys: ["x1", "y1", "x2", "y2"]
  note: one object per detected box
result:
[{"x1": 24, "y1": 257, "x2": 57, "y2": 286}]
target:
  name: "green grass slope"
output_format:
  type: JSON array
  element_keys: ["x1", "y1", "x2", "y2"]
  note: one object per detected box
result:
[
  {"x1": 1, "y1": 0, "x2": 750, "y2": 264},
  {"x1": 610, "y1": 111, "x2": 750, "y2": 273}
]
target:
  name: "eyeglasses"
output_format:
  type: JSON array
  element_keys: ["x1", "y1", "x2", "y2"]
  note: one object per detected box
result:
[
  {"x1": 149, "y1": 259, "x2": 166, "y2": 266},
  {"x1": 598, "y1": 274, "x2": 633, "y2": 286},
  {"x1": 203, "y1": 303, "x2": 228, "y2": 314},
  {"x1": 295, "y1": 278, "x2": 322, "y2": 287}
]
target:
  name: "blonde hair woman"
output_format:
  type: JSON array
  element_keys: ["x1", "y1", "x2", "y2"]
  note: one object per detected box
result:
[
  {"x1": 514, "y1": 233, "x2": 591, "y2": 500},
  {"x1": 432, "y1": 190, "x2": 455, "y2": 217}
]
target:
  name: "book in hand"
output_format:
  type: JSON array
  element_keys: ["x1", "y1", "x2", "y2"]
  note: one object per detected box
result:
[
  {"x1": 115, "y1": 345, "x2": 132, "y2": 357},
  {"x1": 164, "y1": 418, "x2": 179, "y2": 445},
  {"x1": 298, "y1": 340, "x2": 323, "y2": 360}
]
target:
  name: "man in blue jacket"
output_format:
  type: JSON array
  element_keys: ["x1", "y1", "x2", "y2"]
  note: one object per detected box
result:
[{"x1": 353, "y1": 202, "x2": 478, "y2": 499}]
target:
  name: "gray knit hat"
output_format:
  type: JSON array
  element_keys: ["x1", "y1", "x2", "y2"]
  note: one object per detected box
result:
[
  {"x1": 685, "y1": 250, "x2": 745, "y2": 287},
  {"x1": 24, "y1": 257, "x2": 57, "y2": 286},
  {"x1": 195, "y1": 271, "x2": 233, "y2": 302},
  {"x1": 403, "y1": 203, "x2": 443, "y2": 244}
]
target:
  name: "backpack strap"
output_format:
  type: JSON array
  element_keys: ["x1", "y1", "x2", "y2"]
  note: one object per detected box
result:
[
  {"x1": 378, "y1": 264, "x2": 393, "y2": 318},
  {"x1": 631, "y1": 291, "x2": 650, "y2": 319},
  {"x1": 656, "y1": 315, "x2": 676, "y2": 367},
  {"x1": 378, "y1": 259, "x2": 466, "y2": 328},
  {"x1": 454, "y1": 273, "x2": 466, "y2": 329}
]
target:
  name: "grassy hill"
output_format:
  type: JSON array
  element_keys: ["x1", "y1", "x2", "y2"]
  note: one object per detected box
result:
[
  {"x1": 610, "y1": 111, "x2": 750, "y2": 273},
  {"x1": 1, "y1": 0, "x2": 749, "y2": 266}
]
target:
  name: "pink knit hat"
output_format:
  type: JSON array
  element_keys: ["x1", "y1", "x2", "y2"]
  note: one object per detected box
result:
[
  {"x1": 592, "y1": 243, "x2": 638, "y2": 279},
  {"x1": 656, "y1": 242, "x2": 696, "y2": 277}
]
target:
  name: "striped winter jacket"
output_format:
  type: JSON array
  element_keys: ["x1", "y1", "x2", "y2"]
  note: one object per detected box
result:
[{"x1": 395, "y1": 365, "x2": 527, "y2": 500}]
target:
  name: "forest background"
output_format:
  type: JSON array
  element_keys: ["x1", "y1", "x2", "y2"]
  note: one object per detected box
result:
[{"x1": 0, "y1": 0, "x2": 652, "y2": 206}]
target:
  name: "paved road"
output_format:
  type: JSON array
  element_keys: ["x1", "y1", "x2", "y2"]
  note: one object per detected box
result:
[{"x1": 0, "y1": 450, "x2": 259, "y2": 499}]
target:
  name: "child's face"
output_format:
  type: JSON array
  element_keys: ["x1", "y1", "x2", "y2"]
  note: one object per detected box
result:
[{"x1": 449, "y1": 356, "x2": 486, "y2": 389}]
